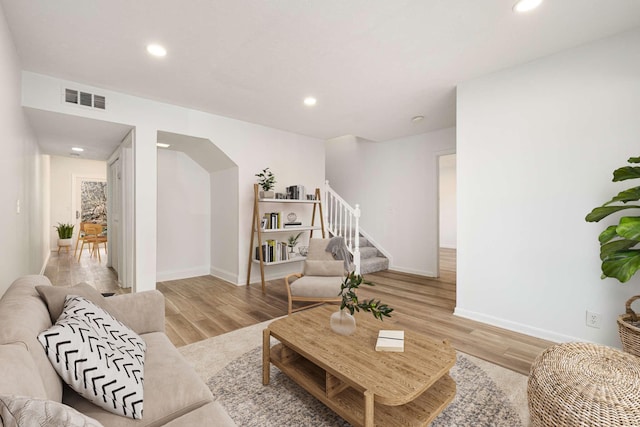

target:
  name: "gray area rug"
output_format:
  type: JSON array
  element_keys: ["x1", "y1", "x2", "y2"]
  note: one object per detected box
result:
[{"x1": 207, "y1": 346, "x2": 523, "y2": 427}]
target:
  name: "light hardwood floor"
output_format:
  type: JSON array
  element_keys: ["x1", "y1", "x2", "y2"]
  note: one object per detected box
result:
[
  {"x1": 44, "y1": 245, "x2": 128, "y2": 295},
  {"x1": 44, "y1": 248, "x2": 553, "y2": 375}
]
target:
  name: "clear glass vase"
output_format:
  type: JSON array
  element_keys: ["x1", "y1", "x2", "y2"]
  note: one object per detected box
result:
[{"x1": 330, "y1": 309, "x2": 356, "y2": 336}]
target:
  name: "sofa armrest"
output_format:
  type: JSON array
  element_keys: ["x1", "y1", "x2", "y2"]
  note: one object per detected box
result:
[{"x1": 108, "y1": 290, "x2": 165, "y2": 335}]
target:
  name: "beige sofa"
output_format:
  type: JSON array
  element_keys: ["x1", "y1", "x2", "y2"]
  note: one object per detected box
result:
[{"x1": 0, "y1": 275, "x2": 233, "y2": 426}]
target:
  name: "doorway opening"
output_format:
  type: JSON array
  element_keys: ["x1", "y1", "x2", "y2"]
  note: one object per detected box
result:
[
  {"x1": 438, "y1": 153, "x2": 457, "y2": 281},
  {"x1": 78, "y1": 179, "x2": 107, "y2": 224},
  {"x1": 155, "y1": 131, "x2": 238, "y2": 284},
  {"x1": 72, "y1": 175, "x2": 108, "y2": 261}
]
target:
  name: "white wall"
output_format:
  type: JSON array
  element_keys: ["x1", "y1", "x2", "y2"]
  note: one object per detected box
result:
[
  {"x1": 326, "y1": 128, "x2": 456, "y2": 276},
  {"x1": 156, "y1": 149, "x2": 210, "y2": 281},
  {"x1": 49, "y1": 156, "x2": 106, "y2": 250},
  {"x1": 0, "y1": 5, "x2": 47, "y2": 295},
  {"x1": 22, "y1": 72, "x2": 326, "y2": 289},
  {"x1": 108, "y1": 134, "x2": 135, "y2": 289},
  {"x1": 439, "y1": 154, "x2": 457, "y2": 249},
  {"x1": 456, "y1": 28, "x2": 640, "y2": 346},
  {"x1": 211, "y1": 167, "x2": 239, "y2": 283}
]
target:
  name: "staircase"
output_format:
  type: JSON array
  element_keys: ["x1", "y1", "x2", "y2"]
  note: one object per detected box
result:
[
  {"x1": 323, "y1": 181, "x2": 389, "y2": 275},
  {"x1": 355, "y1": 234, "x2": 389, "y2": 275}
]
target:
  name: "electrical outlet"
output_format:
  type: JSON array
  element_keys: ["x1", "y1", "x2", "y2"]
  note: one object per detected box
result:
[{"x1": 586, "y1": 310, "x2": 602, "y2": 329}]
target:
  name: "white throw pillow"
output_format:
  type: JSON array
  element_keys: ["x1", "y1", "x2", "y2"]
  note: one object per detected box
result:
[
  {"x1": 37, "y1": 295, "x2": 146, "y2": 420},
  {"x1": 0, "y1": 394, "x2": 104, "y2": 427}
]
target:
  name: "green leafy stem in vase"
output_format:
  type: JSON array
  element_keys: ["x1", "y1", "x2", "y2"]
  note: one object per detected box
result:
[{"x1": 339, "y1": 272, "x2": 394, "y2": 320}]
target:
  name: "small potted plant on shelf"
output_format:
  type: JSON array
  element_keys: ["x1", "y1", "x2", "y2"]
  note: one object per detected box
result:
[
  {"x1": 255, "y1": 167, "x2": 276, "y2": 198},
  {"x1": 331, "y1": 272, "x2": 394, "y2": 335},
  {"x1": 287, "y1": 232, "x2": 303, "y2": 255},
  {"x1": 54, "y1": 222, "x2": 75, "y2": 249}
]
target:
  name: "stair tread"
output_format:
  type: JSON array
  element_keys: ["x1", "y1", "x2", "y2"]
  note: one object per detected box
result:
[
  {"x1": 360, "y1": 256, "x2": 387, "y2": 263},
  {"x1": 359, "y1": 256, "x2": 389, "y2": 275},
  {"x1": 328, "y1": 231, "x2": 387, "y2": 274},
  {"x1": 359, "y1": 246, "x2": 379, "y2": 259}
]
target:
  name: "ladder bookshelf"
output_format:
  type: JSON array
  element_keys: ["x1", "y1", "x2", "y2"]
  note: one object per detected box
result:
[{"x1": 247, "y1": 184, "x2": 325, "y2": 293}]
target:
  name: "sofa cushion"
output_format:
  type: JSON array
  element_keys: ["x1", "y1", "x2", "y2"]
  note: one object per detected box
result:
[
  {"x1": 102, "y1": 291, "x2": 166, "y2": 335},
  {"x1": 0, "y1": 275, "x2": 63, "y2": 402},
  {"x1": 161, "y1": 401, "x2": 236, "y2": 427},
  {"x1": 0, "y1": 395, "x2": 104, "y2": 427},
  {"x1": 0, "y1": 344, "x2": 48, "y2": 399},
  {"x1": 64, "y1": 332, "x2": 214, "y2": 427},
  {"x1": 36, "y1": 283, "x2": 124, "y2": 324},
  {"x1": 38, "y1": 296, "x2": 146, "y2": 420}
]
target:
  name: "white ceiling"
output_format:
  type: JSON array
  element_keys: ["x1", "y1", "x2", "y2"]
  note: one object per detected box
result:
[
  {"x1": 24, "y1": 108, "x2": 132, "y2": 160},
  {"x1": 4, "y1": 0, "x2": 640, "y2": 146}
]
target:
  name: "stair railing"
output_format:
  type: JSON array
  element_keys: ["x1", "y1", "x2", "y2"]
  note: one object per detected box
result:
[{"x1": 323, "y1": 180, "x2": 361, "y2": 275}]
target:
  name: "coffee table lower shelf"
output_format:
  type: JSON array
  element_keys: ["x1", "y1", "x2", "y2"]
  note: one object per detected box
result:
[{"x1": 267, "y1": 343, "x2": 456, "y2": 427}]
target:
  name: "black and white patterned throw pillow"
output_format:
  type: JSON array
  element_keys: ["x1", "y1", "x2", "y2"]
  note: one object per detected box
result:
[{"x1": 37, "y1": 295, "x2": 146, "y2": 419}]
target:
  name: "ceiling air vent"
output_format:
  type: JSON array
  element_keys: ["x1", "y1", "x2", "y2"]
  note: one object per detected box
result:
[
  {"x1": 79, "y1": 92, "x2": 92, "y2": 107},
  {"x1": 65, "y1": 89, "x2": 78, "y2": 104},
  {"x1": 64, "y1": 88, "x2": 106, "y2": 110},
  {"x1": 93, "y1": 95, "x2": 106, "y2": 110}
]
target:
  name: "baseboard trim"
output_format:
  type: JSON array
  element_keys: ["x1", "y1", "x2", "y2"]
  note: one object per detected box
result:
[
  {"x1": 454, "y1": 307, "x2": 578, "y2": 344},
  {"x1": 245, "y1": 262, "x2": 305, "y2": 287},
  {"x1": 210, "y1": 266, "x2": 239, "y2": 285},
  {"x1": 156, "y1": 266, "x2": 210, "y2": 282},
  {"x1": 389, "y1": 265, "x2": 437, "y2": 278}
]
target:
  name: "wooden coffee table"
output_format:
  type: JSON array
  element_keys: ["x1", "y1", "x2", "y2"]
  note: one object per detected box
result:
[{"x1": 263, "y1": 305, "x2": 456, "y2": 427}]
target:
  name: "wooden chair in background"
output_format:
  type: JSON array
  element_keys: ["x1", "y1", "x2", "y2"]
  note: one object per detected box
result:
[
  {"x1": 73, "y1": 222, "x2": 89, "y2": 258},
  {"x1": 283, "y1": 238, "x2": 347, "y2": 315},
  {"x1": 77, "y1": 223, "x2": 107, "y2": 262}
]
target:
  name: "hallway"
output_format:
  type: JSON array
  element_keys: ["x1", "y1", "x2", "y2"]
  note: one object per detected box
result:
[{"x1": 44, "y1": 245, "x2": 124, "y2": 294}]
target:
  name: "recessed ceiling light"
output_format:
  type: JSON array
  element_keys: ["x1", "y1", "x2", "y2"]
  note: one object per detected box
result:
[
  {"x1": 146, "y1": 44, "x2": 167, "y2": 57},
  {"x1": 513, "y1": 0, "x2": 543, "y2": 13},
  {"x1": 303, "y1": 97, "x2": 317, "y2": 107},
  {"x1": 71, "y1": 147, "x2": 84, "y2": 152},
  {"x1": 411, "y1": 115, "x2": 424, "y2": 123},
  {"x1": 156, "y1": 143, "x2": 171, "y2": 148}
]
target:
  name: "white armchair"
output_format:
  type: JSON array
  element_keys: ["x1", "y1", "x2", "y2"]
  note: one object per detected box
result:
[{"x1": 284, "y1": 238, "x2": 347, "y2": 315}]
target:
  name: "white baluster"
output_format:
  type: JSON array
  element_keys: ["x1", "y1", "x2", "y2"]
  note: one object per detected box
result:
[
  {"x1": 349, "y1": 213, "x2": 353, "y2": 251},
  {"x1": 353, "y1": 204, "x2": 361, "y2": 275}
]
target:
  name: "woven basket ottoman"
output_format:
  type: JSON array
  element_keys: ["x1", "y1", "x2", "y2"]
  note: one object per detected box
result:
[{"x1": 528, "y1": 342, "x2": 640, "y2": 426}]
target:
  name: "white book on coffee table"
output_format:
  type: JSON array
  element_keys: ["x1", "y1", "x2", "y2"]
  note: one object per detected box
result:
[{"x1": 375, "y1": 330, "x2": 404, "y2": 352}]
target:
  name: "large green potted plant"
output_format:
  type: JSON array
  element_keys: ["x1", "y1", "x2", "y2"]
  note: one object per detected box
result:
[
  {"x1": 585, "y1": 156, "x2": 640, "y2": 283},
  {"x1": 586, "y1": 156, "x2": 640, "y2": 356},
  {"x1": 330, "y1": 272, "x2": 393, "y2": 335}
]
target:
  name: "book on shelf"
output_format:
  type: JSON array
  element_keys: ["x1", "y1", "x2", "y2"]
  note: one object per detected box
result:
[
  {"x1": 262, "y1": 212, "x2": 284, "y2": 230},
  {"x1": 255, "y1": 240, "x2": 289, "y2": 263},
  {"x1": 283, "y1": 222, "x2": 302, "y2": 228},
  {"x1": 375, "y1": 330, "x2": 404, "y2": 352},
  {"x1": 286, "y1": 185, "x2": 306, "y2": 200}
]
